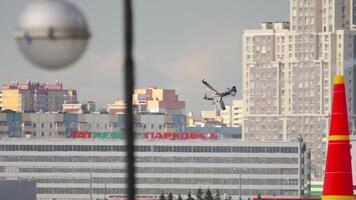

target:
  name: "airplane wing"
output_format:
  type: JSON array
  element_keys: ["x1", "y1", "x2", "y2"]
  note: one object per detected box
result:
[
  {"x1": 219, "y1": 98, "x2": 226, "y2": 110},
  {"x1": 202, "y1": 79, "x2": 219, "y2": 93}
]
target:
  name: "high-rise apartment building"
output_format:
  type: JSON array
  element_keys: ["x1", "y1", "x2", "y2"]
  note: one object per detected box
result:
[
  {"x1": 1, "y1": 81, "x2": 77, "y2": 112},
  {"x1": 243, "y1": 0, "x2": 356, "y2": 179}
]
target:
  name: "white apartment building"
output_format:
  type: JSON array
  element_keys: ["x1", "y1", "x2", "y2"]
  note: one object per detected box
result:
[
  {"x1": 221, "y1": 106, "x2": 232, "y2": 126},
  {"x1": 243, "y1": 0, "x2": 356, "y2": 180},
  {"x1": 232, "y1": 100, "x2": 243, "y2": 127},
  {"x1": 200, "y1": 100, "x2": 243, "y2": 128}
]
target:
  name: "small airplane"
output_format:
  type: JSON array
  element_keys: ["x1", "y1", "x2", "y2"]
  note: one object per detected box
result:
[{"x1": 202, "y1": 79, "x2": 237, "y2": 110}]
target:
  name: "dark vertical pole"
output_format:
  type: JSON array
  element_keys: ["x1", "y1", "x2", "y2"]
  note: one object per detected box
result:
[{"x1": 123, "y1": 0, "x2": 135, "y2": 200}]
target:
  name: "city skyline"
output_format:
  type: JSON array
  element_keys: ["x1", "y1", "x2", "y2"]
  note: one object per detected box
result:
[
  {"x1": 1, "y1": 1, "x2": 356, "y2": 199},
  {"x1": 0, "y1": 0, "x2": 288, "y2": 113}
]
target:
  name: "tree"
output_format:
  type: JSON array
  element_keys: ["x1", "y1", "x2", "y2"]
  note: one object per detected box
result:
[
  {"x1": 205, "y1": 188, "x2": 213, "y2": 200},
  {"x1": 168, "y1": 192, "x2": 173, "y2": 200},
  {"x1": 160, "y1": 192, "x2": 166, "y2": 200},
  {"x1": 196, "y1": 188, "x2": 203, "y2": 200},
  {"x1": 187, "y1": 191, "x2": 195, "y2": 200},
  {"x1": 178, "y1": 194, "x2": 183, "y2": 200},
  {"x1": 213, "y1": 189, "x2": 221, "y2": 200}
]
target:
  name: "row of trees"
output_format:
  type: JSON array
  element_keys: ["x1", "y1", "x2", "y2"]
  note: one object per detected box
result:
[{"x1": 159, "y1": 188, "x2": 232, "y2": 200}]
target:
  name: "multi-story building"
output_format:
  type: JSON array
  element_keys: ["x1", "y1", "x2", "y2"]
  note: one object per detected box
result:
[
  {"x1": 108, "y1": 88, "x2": 185, "y2": 115},
  {"x1": 63, "y1": 103, "x2": 83, "y2": 113},
  {"x1": 85, "y1": 101, "x2": 96, "y2": 113},
  {"x1": 242, "y1": 0, "x2": 356, "y2": 179},
  {"x1": 199, "y1": 99, "x2": 243, "y2": 128},
  {"x1": 0, "y1": 138, "x2": 308, "y2": 200},
  {"x1": 136, "y1": 88, "x2": 185, "y2": 114},
  {"x1": 220, "y1": 100, "x2": 244, "y2": 128},
  {"x1": 201, "y1": 110, "x2": 219, "y2": 120},
  {"x1": 1, "y1": 81, "x2": 77, "y2": 113},
  {"x1": 0, "y1": 112, "x2": 186, "y2": 139},
  {"x1": 220, "y1": 106, "x2": 232, "y2": 126},
  {"x1": 232, "y1": 99, "x2": 243, "y2": 127},
  {"x1": 107, "y1": 100, "x2": 126, "y2": 115},
  {"x1": 0, "y1": 180, "x2": 36, "y2": 200}
]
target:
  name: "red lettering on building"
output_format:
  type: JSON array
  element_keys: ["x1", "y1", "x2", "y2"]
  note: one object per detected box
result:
[
  {"x1": 199, "y1": 133, "x2": 207, "y2": 139},
  {"x1": 209, "y1": 133, "x2": 218, "y2": 139},
  {"x1": 173, "y1": 132, "x2": 180, "y2": 139},
  {"x1": 144, "y1": 132, "x2": 219, "y2": 140},
  {"x1": 87, "y1": 132, "x2": 92, "y2": 138},
  {"x1": 163, "y1": 132, "x2": 172, "y2": 139},
  {"x1": 190, "y1": 133, "x2": 198, "y2": 139},
  {"x1": 155, "y1": 133, "x2": 163, "y2": 139},
  {"x1": 72, "y1": 131, "x2": 79, "y2": 138},
  {"x1": 78, "y1": 132, "x2": 86, "y2": 138}
]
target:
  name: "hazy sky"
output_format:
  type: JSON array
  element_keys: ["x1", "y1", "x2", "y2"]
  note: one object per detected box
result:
[{"x1": 0, "y1": 0, "x2": 289, "y2": 114}]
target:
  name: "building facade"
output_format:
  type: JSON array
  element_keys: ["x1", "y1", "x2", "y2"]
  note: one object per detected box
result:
[
  {"x1": 242, "y1": 0, "x2": 356, "y2": 179},
  {"x1": 0, "y1": 139, "x2": 308, "y2": 200},
  {"x1": 232, "y1": 100, "x2": 243, "y2": 127},
  {"x1": 199, "y1": 99, "x2": 243, "y2": 128},
  {"x1": 108, "y1": 88, "x2": 185, "y2": 115},
  {"x1": 1, "y1": 81, "x2": 77, "y2": 113},
  {"x1": 0, "y1": 112, "x2": 186, "y2": 139},
  {"x1": 107, "y1": 100, "x2": 126, "y2": 115}
]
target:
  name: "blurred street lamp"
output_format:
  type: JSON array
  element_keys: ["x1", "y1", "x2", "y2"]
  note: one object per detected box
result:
[
  {"x1": 14, "y1": 0, "x2": 90, "y2": 70},
  {"x1": 15, "y1": 1, "x2": 136, "y2": 200}
]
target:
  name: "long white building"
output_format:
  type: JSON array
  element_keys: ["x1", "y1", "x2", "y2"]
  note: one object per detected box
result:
[
  {"x1": 242, "y1": 0, "x2": 356, "y2": 179},
  {"x1": 0, "y1": 138, "x2": 307, "y2": 200}
]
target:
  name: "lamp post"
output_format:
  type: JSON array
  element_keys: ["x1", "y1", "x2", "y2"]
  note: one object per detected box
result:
[
  {"x1": 104, "y1": 180, "x2": 107, "y2": 200},
  {"x1": 18, "y1": 177, "x2": 22, "y2": 200},
  {"x1": 238, "y1": 168, "x2": 246, "y2": 200},
  {"x1": 239, "y1": 170, "x2": 242, "y2": 200},
  {"x1": 123, "y1": 1, "x2": 136, "y2": 200},
  {"x1": 90, "y1": 166, "x2": 93, "y2": 200},
  {"x1": 15, "y1": 1, "x2": 137, "y2": 200},
  {"x1": 14, "y1": 0, "x2": 90, "y2": 70}
]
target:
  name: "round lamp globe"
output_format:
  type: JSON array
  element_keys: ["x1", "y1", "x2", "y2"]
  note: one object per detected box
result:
[{"x1": 14, "y1": 0, "x2": 91, "y2": 70}]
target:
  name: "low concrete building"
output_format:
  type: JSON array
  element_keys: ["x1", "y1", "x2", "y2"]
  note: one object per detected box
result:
[
  {"x1": 0, "y1": 138, "x2": 308, "y2": 200},
  {"x1": 0, "y1": 180, "x2": 36, "y2": 200}
]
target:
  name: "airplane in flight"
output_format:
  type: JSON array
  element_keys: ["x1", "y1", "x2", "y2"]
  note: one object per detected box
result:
[{"x1": 202, "y1": 79, "x2": 236, "y2": 110}]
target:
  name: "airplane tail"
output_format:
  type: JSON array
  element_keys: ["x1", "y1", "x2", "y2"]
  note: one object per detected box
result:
[
  {"x1": 203, "y1": 93, "x2": 208, "y2": 100},
  {"x1": 230, "y1": 86, "x2": 237, "y2": 96}
]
